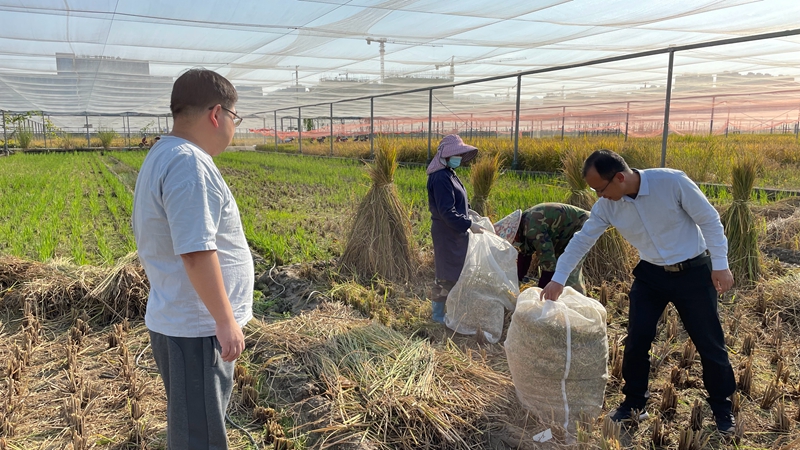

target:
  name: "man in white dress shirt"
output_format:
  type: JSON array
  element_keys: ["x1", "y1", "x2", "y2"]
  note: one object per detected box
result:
[{"x1": 540, "y1": 149, "x2": 736, "y2": 434}]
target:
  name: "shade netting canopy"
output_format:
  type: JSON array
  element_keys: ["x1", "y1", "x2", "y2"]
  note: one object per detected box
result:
[{"x1": 1, "y1": 0, "x2": 800, "y2": 135}]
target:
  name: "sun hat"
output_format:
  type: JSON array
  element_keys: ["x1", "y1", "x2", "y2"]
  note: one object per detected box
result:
[
  {"x1": 494, "y1": 209, "x2": 522, "y2": 243},
  {"x1": 426, "y1": 134, "x2": 479, "y2": 174}
]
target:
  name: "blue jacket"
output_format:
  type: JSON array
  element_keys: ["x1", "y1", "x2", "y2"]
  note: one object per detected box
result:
[{"x1": 427, "y1": 168, "x2": 471, "y2": 281}]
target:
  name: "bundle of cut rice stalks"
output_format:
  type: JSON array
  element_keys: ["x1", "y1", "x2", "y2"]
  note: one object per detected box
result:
[
  {"x1": 87, "y1": 252, "x2": 149, "y2": 322},
  {"x1": 2, "y1": 253, "x2": 148, "y2": 324},
  {"x1": 3, "y1": 257, "x2": 102, "y2": 320},
  {"x1": 339, "y1": 138, "x2": 416, "y2": 282},
  {"x1": 248, "y1": 302, "x2": 515, "y2": 449},
  {"x1": 721, "y1": 155, "x2": 761, "y2": 286},
  {"x1": 562, "y1": 148, "x2": 633, "y2": 285},
  {"x1": 470, "y1": 153, "x2": 502, "y2": 218}
]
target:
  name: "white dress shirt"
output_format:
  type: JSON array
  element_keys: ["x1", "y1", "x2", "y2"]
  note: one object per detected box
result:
[{"x1": 552, "y1": 168, "x2": 728, "y2": 286}]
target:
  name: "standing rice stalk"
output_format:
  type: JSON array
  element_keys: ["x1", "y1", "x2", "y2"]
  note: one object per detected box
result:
[
  {"x1": 721, "y1": 155, "x2": 761, "y2": 286},
  {"x1": 340, "y1": 138, "x2": 416, "y2": 282},
  {"x1": 562, "y1": 148, "x2": 633, "y2": 285},
  {"x1": 469, "y1": 153, "x2": 502, "y2": 218}
]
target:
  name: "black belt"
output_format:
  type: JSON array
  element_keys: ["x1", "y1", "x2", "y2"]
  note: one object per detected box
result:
[{"x1": 662, "y1": 251, "x2": 710, "y2": 272}]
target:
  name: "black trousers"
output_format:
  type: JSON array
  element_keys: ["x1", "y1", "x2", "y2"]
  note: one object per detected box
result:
[{"x1": 621, "y1": 259, "x2": 736, "y2": 417}]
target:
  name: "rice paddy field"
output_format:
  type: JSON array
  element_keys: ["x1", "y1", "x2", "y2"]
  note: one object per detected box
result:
[{"x1": 2, "y1": 135, "x2": 800, "y2": 449}]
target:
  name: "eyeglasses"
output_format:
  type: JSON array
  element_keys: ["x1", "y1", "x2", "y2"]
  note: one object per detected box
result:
[
  {"x1": 591, "y1": 172, "x2": 617, "y2": 196},
  {"x1": 209, "y1": 105, "x2": 243, "y2": 126}
]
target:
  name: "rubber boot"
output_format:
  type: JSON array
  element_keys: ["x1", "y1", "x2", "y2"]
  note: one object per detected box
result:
[{"x1": 431, "y1": 301, "x2": 446, "y2": 324}]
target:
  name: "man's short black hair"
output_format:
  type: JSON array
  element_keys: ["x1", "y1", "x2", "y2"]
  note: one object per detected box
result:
[
  {"x1": 170, "y1": 69, "x2": 238, "y2": 118},
  {"x1": 583, "y1": 149, "x2": 630, "y2": 180}
]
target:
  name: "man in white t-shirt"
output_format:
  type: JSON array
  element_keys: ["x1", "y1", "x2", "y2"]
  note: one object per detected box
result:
[{"x1": 132, "y1": 68, "x2": 253, "y2": 449}]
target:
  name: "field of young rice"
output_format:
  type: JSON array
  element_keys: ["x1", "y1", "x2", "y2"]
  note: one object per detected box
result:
[
  {"x1": 2, "y1": 149, "x2": 568, "y2": 266},
  {"x1": 2, "y1": 137, "x2": 800, "y2": 449}
]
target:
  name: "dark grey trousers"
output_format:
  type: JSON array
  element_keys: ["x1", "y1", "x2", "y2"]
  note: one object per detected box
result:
[{"x1": 149, "y1": 331, "x2": 235, "y2": 450}]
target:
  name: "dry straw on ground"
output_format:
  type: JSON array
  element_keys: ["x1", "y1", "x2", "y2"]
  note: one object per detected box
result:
[
  {"x1": 1, "y1": 252, "x2": 148, "y2": 323},
  {"x1": 470, "y1": 153, "x2": 502, "y2": 218},
  {"x1": 561, "y1": 148, "x2": 633, "y2": 284},
  {"x1": 721, "y1": 154, "x2": 762, "y2": 286},
  {"x1": 339, "y1": 138, "x2": 416, "y2": 282},
  {"x1": 248, "y1": 302, "x2": 515, "y2": 449}
]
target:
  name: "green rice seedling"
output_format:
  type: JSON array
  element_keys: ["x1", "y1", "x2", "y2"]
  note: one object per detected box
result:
[
  {"x1": 96, "y1": 129, "x2": 118, "y2": 150},
  {"x1": 17, "y1": 130, "x2": 32, "y2": 150}
]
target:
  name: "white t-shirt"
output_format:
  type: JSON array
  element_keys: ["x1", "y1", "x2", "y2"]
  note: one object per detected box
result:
[{"x1": 132, "y1": 136, "x2": 253, "y2": 337}]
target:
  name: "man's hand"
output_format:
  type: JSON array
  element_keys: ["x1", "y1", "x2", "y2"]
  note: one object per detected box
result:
[
  {"x1": 216, "y1": 320, "x2": 245, "y2": 362},
  {"x1": 711, "y1": 269, "x2": 734, "y2": 295},
  {"x1": 469, "y1": 222, "x2": 484, "y2": 234},
  {"x1": 539, "y1": 281, "x2": 564, "y2": 301}
]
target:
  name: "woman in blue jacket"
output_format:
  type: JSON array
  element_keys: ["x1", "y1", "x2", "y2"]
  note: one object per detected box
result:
[{"x1": 426, "y1": 134, "x2": 483, "y2": 323}]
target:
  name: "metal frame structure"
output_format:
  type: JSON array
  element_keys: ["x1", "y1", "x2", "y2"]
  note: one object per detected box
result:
[{"x1": 264, "y1": 27, "x2": 800, "y2": 167}]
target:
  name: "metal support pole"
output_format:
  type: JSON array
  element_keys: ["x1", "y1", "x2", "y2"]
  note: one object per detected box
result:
[
  {"x1": 126, "y1": 115, "x2": 130, "y2": 147},
  {"x1": 513, "y1": 74, "x2": 522, "y2": 169},
  {"x1": 330, "y1": 103, "x2": 334, "y2": 156},
  {"x1": 427, "y1": 89, "x2": 433, "y2": 162},
  {"x1": 42, "y1": 112, "x2": 47, "y2": 149},
  {"x1": 298, "y1": 108, "x2": 302, "y2": 154},
  {"x1": 560, "y1": 106, "x2": 566, "y2": 140},
  {"x1": 370, "y1": 97, "x2": 374, "y2": 158},
  {"x1": 263, "y1": 117, "x2": 266, "y2": 145},
  {"x1": 2, "y1": 110, "x2": 7, "y2": 154},
  {"x1": 85, "y1": 115, "x2": 90, "y2": 148},
  {"x1": 660, "y1": 50, "x2": 675, "y2": 168},
  {"x1": 166, "y1": 115, "x2": 170, "y2": 133},
  {"x1": 274, "y1": 111, "x2": 278, "y2": 151},
  {"x1": 157, "y1": 116, "x2": 162, "y2": 134},
  {"x1": 725, "y1": 109, "x2": 731, "y2": 137},
  {"x1": 796, "y1": 104, "x2": 800, "y2": 140},
  {"x1": 709, "y1": 96, "x2": 716, "y2": 135},
  {"x1": 624, "y1": 102, "x2": 630, "y2": 141}
]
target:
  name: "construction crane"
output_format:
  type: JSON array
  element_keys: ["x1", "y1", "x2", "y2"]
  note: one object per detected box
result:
[
  {"x1": 435, "y1": 56, "x2": 527, "y2": 77},
  {"x1": 366, "y1": 37, "x2": 442, "y2": 81}
]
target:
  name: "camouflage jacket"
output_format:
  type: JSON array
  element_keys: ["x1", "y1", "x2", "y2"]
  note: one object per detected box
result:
[{"x1": 519, "y1": 203, "x2": 590, "y2": 272}]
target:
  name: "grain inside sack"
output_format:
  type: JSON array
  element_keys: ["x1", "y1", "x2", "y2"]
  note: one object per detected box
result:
[
  {"x1": 505, "y1": 286, "x2": 608, "y2": 434},
  {"x1": 445, "y1": 214, "x2": 519, "y2": 343}
]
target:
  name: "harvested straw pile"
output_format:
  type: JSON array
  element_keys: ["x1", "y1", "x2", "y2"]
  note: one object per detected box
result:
[
  {"x1": 0, "y1": 256, "x2": 50, "y2": 290},
  {"x1": 721, "y1": 156, "x2": 761, "y2": 286},
  {"x1": 762, "y1": 272, "x2": 800, "y2": 333},
  {"x1": 87, "y1": 252, "x2": 149, "y2": 322},
  {"x1": 470, "y1": 153, "x2": 502, "y2": 217},
  {"x1": 1, "y1": 253, "x2": 148, "y2": 323},
  {"x1": 562, "y1": 148, "x2": 633, "y2": 284},
  {"x1": 763, "y1": 209, "x2": 800, "y2": 251},
  {"x1": 249, "y1": 302, "x2": 514, "y2": 449},
  {"x1": 339, "y1": 139, "x2": 416, "y2": 282}
]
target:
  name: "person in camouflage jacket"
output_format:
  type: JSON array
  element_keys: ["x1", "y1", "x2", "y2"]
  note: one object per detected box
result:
[{"x1": 515, "y1": 203, "x2": 590, "y2": 293}]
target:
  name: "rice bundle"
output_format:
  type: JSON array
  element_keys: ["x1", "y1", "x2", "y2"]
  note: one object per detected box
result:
[
  {"x1": 469, "y1": 153, "x2": 502, "y2": 217},
  {"x1": 505, "y1": 287, "x2": 608, "y2": 434},
  {"x1": 2, "y1": 258, "x2": 101, "y2": 319},
  {"x1": 248, "y1": 302, "x2": 514, "y2": 449},
  {"x1": 86, "y1": 252, "x2": 149, "y2": 322},
  {"x1": 562, "y1": 148, "x2": 633, "y2": 284},
  {"x1": 1, "y1": 253, "x2": 148, "y2": 324},
  {"x1": 721, "y1": 155, "x2": 761, "y2": 286},
  {"x1": 339, "y1": 138, "x2": 416, "y2": 282}
]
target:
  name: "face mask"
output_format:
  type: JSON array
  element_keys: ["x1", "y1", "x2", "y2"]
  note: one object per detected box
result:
[{"x1": 447, "y1": 156, "x2": 462, "y2": 169}]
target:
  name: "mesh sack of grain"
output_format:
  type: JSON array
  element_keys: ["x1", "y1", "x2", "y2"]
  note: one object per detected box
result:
[
  {"x1": 505, "y1": 286, "x2": 608, "y2": 433},
  {"x1": 445, "y1": 213, "x2": 519, "y2": 343}
]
